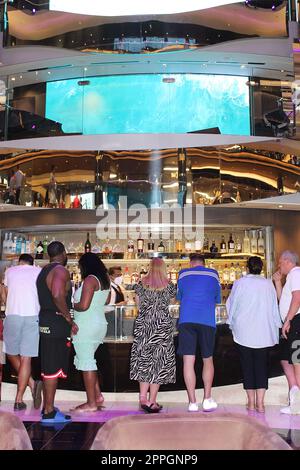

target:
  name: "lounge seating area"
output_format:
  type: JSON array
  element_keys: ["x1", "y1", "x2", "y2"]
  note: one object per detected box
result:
[
  {"x1": 91, "y1": 412, "x2": 291, "y2": 451},
  {"x1": 0, "y1": 410, "x2": 32, "y2": 450}
]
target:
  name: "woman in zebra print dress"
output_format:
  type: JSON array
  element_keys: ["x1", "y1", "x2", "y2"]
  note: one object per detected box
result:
[{"x1": 129, "y1": 258, "x2": 177, "y2": 413}]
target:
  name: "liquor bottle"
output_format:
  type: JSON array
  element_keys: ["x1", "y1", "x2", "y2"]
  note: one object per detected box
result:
[
  {"x1": 123, "y1": 267, "x2": 131, "y2": 286},
  {"x1": 25, "y1": 237, "x2": 31, "y2": 254},
  {"x1": 131, "y1": 266, "x2": 139, "y2": 284},
  {"x1": 32, "y1": 237, "x2": 37, "y2": 256},
  {"x1": 102, "y1": 237, "x2": 112, "y2": 254},
  {"x1": 228, "y1": 234, "x2": 235, "y2": 254},
  {"x1": 43, "y1": 235, "x2": 49, "y2": 255},
  {"x1": 158, "y1": 240, "x2": 165, "y2": 252},
  {"x1": 218, "y1": 266, "x2": 223, "y2": 284},
  {"x1": 147, "y1": 233, "x2": 155, "y2": 253},
  {"x1": 72, "y1": 193, "x2": 81, "y2": 209},
  {"x1": 185, "y1": 241, "x2": 192, "y2": 252},
  {"x1": 36, "y1": 241, "x2": 44, "y2": 259},
  {"x1": 250, "y1": 230, "x2": 258, "y2": 254},
  {"x1": 257, "y1": 230, "x2": 265, "y2": 255},
  {"x1": 223, "y1": 264, "x2": 230, "y2": 284},
  {"x1": 170, "y1": 266, "x2": 178, "y2": 284},
  {"x1": 2, "y1": 233, "x2": 8, "y2": 255},
  {"x1": 243, "y1": 230, "x2": 250, "y2": 253},
  {"x1": 235, "y1": 237, "x2": 242, "y2": 253},
  {"x1": 167, "y1": 239, "x2": 174, "y2": 253},
  {"x1": 210, "y1": 240, "x2": 218, "y2": 254},
  {"x1": 167, "y1": 265, "x2": 171, "y2": 281},
  {"x1": 127, "y1": 240, "x2": 134, "y2": 258},
  {"x1": 176, "y1": 239, "x2": 183, "y2": 253},
  {"x1": 235, "y1": 263, "x2": 242, "y2": 279},
  {"x1": 140, "y1": 265, "x2": 147, "y2": 279},
  {"x1": 195, "y1": 233, "x2": 202, "y2": 252},
  {"x1": 59, "y1": 193, "x2": 65, "y2": 209},
  {"x1": 203, "y1": 235, "x2": 209, "y2": 252},
  {"x1": 16, "y1": 235, "x2": 22, "y2": 255},
  {"x1": 21, "y1": 237, "x2": 26, "y2": 254},
  {"x1": 242, "y1": 264, "x2": 247, "y2": 277},
  {"x1": 137, "y1": 232, "x2": 144, "y2": 254},
  {"x1": 12, "y1": 235, "x2": 17, "y2": 254},
  {"x1": 261, "y1": 266, "x2": 265, "y2": 278},
  {"x1": 229, "y1": 263, "x2": 236, "y2": 283},
  {"x1": 220, "y1": 235, "x2": 227, "y2": 254},
  {"x1": 84, "y1": 233, "x2": 91, "y2": 253},
  {"x1": 7, "y1": 233, "x2": 13, "y2": 254}
]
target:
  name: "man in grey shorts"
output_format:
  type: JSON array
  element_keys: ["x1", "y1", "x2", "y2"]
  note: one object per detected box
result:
[{"x1": 3, "y1": 254, "x2": 42, "y2": 410}]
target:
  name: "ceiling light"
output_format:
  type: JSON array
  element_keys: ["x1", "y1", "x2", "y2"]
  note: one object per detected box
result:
[
  {"x1": 49, "y1": 0, "x2": 242, "y2": 16},
  {"x1": 278, "y1": 204, "x2": 283, "y2": 208}
]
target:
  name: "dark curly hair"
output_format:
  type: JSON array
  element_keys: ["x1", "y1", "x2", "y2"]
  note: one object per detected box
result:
[
  {"x1": 78, "y1": 253, "x2": 110, "y2": 290},
  {"x1": 247, "y1": 256, "x2": 263, "y2": 275}
]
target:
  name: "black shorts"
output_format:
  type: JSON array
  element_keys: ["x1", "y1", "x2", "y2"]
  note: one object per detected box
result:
[
  {"x1": 40, "y1": 334, "x2": 71, "y2": 379},
  {"x1": 287, "y1": 316, "x2": 300, "y2": 365},
  {"x1": 279, "y1": 331, "x2": 290, "y2": 362},
  {"x1": 177, "y1": 322, "x2": 216, "y2": 358}
]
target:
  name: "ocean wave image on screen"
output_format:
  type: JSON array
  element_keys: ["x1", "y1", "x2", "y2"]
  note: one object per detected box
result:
[{"x1": 46, "y1": 74, "x2": 250, "y2": 135}]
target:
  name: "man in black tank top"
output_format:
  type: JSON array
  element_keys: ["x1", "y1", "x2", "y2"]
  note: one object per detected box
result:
[{"x1": 36, "y1": 241, "x2": 78, "y2": 423}]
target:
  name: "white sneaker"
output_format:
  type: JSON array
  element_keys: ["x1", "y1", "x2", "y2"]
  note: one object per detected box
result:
[
  {"x1": 289, "y1": 386, "x2": 300, "y2": 405},
  {"x1": 280, "y1": 406, "x2": 292, "y2": 415},
  {"x1": 188, "y1": 402, "x2": 199, "y2": 412},
  {"x1": 290, "y1": 389, "x2": 300, "y2": 414},
  {"x1": 202, "y1": 398, "x2": 218, "y2": 412}
]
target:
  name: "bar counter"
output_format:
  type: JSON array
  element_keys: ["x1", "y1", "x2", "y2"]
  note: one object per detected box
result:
[{"x1": 2, "y1": 305, "x2": 282, "y2": 393}]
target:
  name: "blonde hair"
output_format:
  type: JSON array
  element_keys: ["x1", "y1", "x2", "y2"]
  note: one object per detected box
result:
[{"x1": 142, "y1": 258, "x2": 169, "y2": 290}]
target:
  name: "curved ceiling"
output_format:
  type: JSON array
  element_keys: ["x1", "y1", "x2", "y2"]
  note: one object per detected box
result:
[
  {"x1": 49, "y1": 0, "x2": 243, "y2": 16},
  {"x1": 8, "y1": 3, "x2": 287, "y2": 41},
  {"x1": 0, "y1": 133, "x2": 274, "y2": 151}
]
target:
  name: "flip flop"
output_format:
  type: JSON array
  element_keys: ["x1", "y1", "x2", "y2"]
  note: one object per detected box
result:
[
  {"x1": 255, "y1": 406, "x2": 265, "y2": 413},
  {"x1": 70, "y1": 405, "x2": 98, "y2": 413},
  {"x1": 40, "y1": 406, "x2": 59, "y2": 416},
  {"x1": 140, "y1": 403, "x2": 161, "y2": 414},
  {"x1": 14, "y1": 402, "x2": 27, "y2": 411},
  {"x1": 41, "y1": 409, "x2": 72, "y2": 424}
]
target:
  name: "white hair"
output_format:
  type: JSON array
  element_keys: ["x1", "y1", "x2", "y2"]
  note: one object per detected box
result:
[{"x1": 280, "y1": 250, "x2": 299, "y2": 265}]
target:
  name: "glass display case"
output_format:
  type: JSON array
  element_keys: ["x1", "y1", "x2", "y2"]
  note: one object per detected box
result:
[{"x1": 107, "y1": 303, "x2": 228, "y2": 343}]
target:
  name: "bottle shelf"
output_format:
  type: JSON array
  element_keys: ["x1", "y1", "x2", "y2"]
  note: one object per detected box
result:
[{"x1": 1, "y1": 251, "x2": 266, "y2": 263}]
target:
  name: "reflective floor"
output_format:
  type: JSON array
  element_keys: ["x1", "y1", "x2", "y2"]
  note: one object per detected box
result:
[{"x1": 1, "y1": 401, "x2": 300, "y2": 450}]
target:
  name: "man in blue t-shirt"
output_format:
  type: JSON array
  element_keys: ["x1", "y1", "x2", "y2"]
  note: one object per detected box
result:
[{"x1": 177, "y1": 253, "x2": 221, "y2": 412}]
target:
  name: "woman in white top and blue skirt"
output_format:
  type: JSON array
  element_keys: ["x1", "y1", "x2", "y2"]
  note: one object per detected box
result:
[{"x1": 226, "y1": 256, "x2": 282, "y2": 413}]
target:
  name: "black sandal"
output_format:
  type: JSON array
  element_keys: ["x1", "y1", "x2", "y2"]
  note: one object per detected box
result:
[
  {"x1": 140, "y1": 403, "x2": 161, "y2": 413},
  {"x1": 14, "y1": 402, "x2": 27, "y2": 411}
]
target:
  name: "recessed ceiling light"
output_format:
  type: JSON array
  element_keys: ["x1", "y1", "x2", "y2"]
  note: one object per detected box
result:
[{"x1": 278, "y1": 204, "x2": 283, "y2": 208}]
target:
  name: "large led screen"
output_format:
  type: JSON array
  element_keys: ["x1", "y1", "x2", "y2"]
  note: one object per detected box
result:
[{"x1": 46, "y1": 74, "x2": 250, "y2": 135}]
